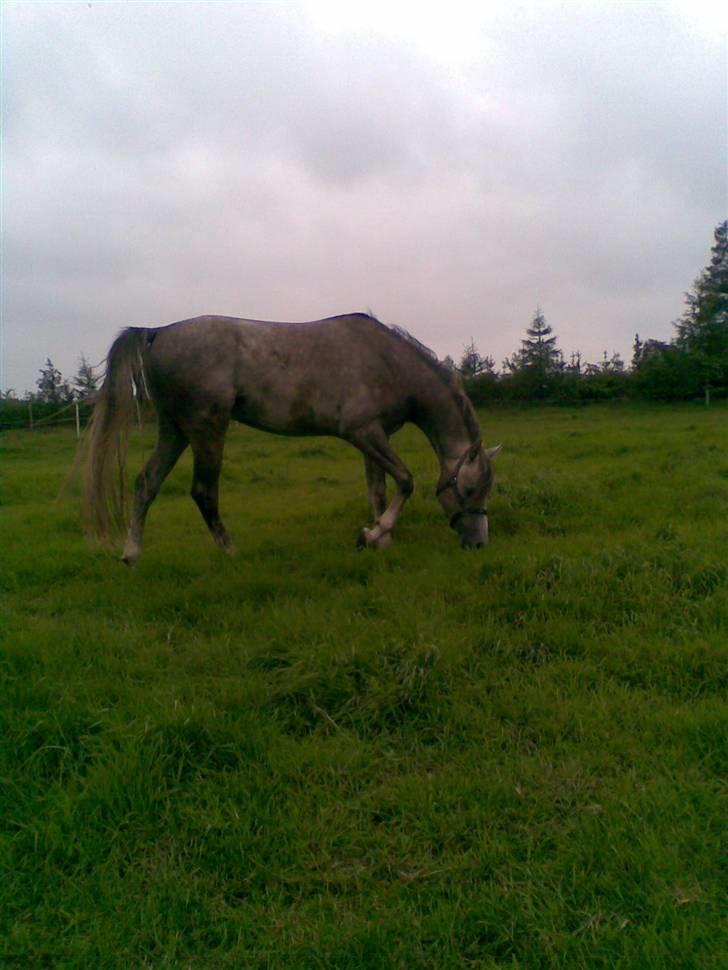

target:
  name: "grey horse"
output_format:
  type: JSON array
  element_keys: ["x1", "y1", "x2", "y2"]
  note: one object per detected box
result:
[{"x1": 83, "y1": 313, "x2": 500, "y2": 560}]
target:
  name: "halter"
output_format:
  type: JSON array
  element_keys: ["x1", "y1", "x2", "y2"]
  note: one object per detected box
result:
[{"x1": 435, "y1": 440, "x2": 488, "y2": 528}]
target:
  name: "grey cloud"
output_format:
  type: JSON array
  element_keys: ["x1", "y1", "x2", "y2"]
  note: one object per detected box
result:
[
  {"x1": 2, "y1": 2, "x2": 725, "y2": 393},
  {"x1": 476, "y1": 5, "x2": 726, "y2": 209},
  {"x1": 7, "y1": 3, "x2": 462, "y2": 180}
]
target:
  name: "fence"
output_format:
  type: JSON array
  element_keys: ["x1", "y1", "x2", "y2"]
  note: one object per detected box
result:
[{"x1": 0, "y1": 400, "x2": 93, "y2": 436}]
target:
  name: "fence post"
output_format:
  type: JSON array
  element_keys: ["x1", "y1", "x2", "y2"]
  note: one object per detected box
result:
[{"x1": 75, "y1": 401, "x2": 81, "y2": 438}]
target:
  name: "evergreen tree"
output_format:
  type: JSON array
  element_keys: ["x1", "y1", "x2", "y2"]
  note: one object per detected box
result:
[
  {"x1": 74, "y1": 354, "x2": 98, "y2": 399},
  {"x1": 501, "y1": 350, "x2": 524, "y2": 375},
  {"x1": 458, "y1": 338, "x2": 494, "y2": 379},
  {"x1": 600, "y1": 350, "x2": 624, "y2": 373},
  {"x1": 631, "y1": 334, "x2": 643, "y2": 370},
  {"x1": 517, "y1": 307, "x2": 561, "y2": 396},
  {"x1": 633, "y1": 343, "x2": 702, "y2": 401},
  {"x1": 674, "y1": 220, "x2": 728, "y2": 403},
  {"x1": 522, "y1": 308, "x2": 560, "y2": 370},
  {"x1": 36, "y1": 359, "x2": 71, "y2": 404}
]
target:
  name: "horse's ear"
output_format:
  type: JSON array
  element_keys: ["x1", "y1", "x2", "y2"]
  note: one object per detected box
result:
[
  {"x1": 468, "y1": 440, "x2": 482, "y2": 461},
  {"x1": 484, "y1": 444, "x2": 502, "y2": 460}
]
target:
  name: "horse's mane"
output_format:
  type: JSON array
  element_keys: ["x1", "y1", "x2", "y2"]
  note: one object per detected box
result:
[{"x1": 368, "y1": 315, "x2": 481, "y2": 442}]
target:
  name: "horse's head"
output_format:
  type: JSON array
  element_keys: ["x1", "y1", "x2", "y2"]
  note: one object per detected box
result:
[{"x1": 436, "y1": 442, "x2": 502, "y2": 548}]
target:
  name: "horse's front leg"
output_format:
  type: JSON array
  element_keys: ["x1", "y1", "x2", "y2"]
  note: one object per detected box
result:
[
  {"x1": 362, "y1": 455, "x2": 391, "y2": 549},
  {"x1": 350, "y1": 426, "x2": 413, "y2": 549}
]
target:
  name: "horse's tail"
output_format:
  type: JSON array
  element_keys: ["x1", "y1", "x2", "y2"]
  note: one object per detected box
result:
[{"x1": 83, "y1": 328, "x2": 151, "y2": 545}]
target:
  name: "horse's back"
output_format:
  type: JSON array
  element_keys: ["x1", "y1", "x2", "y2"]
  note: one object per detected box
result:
[{"x1": 143, "y1": 313, "x2": 413, "y2": 436}]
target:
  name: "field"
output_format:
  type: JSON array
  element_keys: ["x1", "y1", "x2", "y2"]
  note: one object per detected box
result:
[{"x1": 1, "y1": 404, "x2": 726, "y2": 968}]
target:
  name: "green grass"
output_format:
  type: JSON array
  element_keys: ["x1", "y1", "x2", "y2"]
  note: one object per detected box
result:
[{"x1": 1, "y1": 404, "x2": 726, "y2": 968}]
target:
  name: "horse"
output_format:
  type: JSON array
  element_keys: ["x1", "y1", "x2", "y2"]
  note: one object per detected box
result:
[{"x1": 83, "y1": 312, "x2": 501, "y2": 561}]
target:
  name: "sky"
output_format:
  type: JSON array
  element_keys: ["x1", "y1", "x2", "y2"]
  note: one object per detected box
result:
[{"x1": 2, "y1": 0, "x2": 726, "y2": 395}]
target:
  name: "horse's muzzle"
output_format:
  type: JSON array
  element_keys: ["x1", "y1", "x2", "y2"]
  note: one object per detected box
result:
[{"x1": 454, "y1": 509, "x2": 489, "y2": 548}]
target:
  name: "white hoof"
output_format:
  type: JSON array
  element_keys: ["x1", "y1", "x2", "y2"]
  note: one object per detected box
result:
[
  {"x1": 357, "y1": 527, "x2": 375, "y2": 549},
  {"x1": 121, "y1": 539, "x2": 141, "y2": 566},
  {"x1": 356, "y1": 527, "x2": 391, "y2": 550}
]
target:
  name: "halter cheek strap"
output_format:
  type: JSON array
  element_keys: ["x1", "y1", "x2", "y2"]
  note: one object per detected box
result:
[
  {"x1": 435, "y1": 440, "x2": 488, "y2": 527},
  {"x1": 435, "y1": 440, "x2": 481, "y2": 500}
]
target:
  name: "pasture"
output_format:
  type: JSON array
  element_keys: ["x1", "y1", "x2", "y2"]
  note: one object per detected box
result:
[{"x1": 1, "y1": 404, "x2": 726, "y2": 968}]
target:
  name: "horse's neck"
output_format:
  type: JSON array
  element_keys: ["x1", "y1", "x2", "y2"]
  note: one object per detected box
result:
[{"x1": 414, "y1": 381, "x2": 479, "y2": 465}]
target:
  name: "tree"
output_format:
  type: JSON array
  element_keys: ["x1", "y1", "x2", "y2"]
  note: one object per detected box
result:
[
  {"x1": 74, "y1": 354, "x2": 98, "y2": 399},
  {"x1": 36, "y1": 359, "x2": 71, "y2": 404},
  {"x1": 501, "y1": 350, "x2": 524, "y2": 375},
  {"x1": 522, "y1": 307, "x2": 560, "y2": 369},
  {"x1": 674, "y1": 220, "x2": 728, "y2": 404},
  {"x1": 456, "y1": 339, "x2": 499, "y2": 404},
  {"x1": 633, "y1": 343, "x2": 701, "y2": 401},
  {"x1": 600, "y1": 350, "x2": 625, "y2": 373},
  {"x1": 508, "y1": 307, "x2": 561, "y2": 397},
  {"x1": 458, "y1": 338, "x2": 494, "y2": 380},
  {"x1": 482, "y1": 355, "x2": 496, "y2": 375},
  {"x1": 631, "y1": 334, "x2": 643, "y2": 370}
]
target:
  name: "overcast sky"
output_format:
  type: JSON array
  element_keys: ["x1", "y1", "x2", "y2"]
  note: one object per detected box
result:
[{"x1": 2, "y1": 1, "x2": 726, "y2": 394}]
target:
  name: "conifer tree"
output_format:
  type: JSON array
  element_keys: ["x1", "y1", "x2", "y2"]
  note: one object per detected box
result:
[
  {"x1": 458, "y1": 338, "x2": 493, "y2": 379},
  {"x1": 74, "y1": 355, "x2": 98, "y2": 399},
  {"x1": 518, "y1": 308, "x2": 561, "y2": 395},
  {"x1": 631, "y1": 334, "x2": 643, "y2": 370},
  {"x1": 674, "y1": 220, "x2": 728, "y2": 404},
  {"x1": 521, "y1": 308, "x2": 560, "y2": 371},
  {"x1": 36, "y1": 359, "x2": 71, "y2": 404}
]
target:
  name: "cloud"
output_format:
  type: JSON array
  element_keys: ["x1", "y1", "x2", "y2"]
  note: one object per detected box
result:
[{"x1": 2, "y1": 1, "x2": 725, "y2": 393}]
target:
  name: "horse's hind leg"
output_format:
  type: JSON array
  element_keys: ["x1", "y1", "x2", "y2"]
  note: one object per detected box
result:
[
  {"x1": 122, "y1": 415, "x2": 188, "y2": 565},
  {"x1": 189, "y1": 431, "x2": 236, "y2": 556},
  {"x1": 363, "y1": 456, "x2": 391, "y2": 549}
]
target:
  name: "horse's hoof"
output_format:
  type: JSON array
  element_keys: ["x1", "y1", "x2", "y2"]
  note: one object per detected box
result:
[
  {"x1": 357, "y1": 527, "x2": 390, "y2": 550},
  {"x1": 357, "y1": 527, "x2": 376, "y2": 549},
  {"x1": 121, "y1": 541, "x2": 140, "y2": 566}
]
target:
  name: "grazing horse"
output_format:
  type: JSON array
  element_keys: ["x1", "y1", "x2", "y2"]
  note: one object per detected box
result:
[{"x1": 83, "y1": 313, "x2": 500, "y2": 561}]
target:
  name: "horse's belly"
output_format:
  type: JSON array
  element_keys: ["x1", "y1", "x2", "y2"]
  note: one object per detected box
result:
[{"x1": 231, "y1": 392, "x2": 340, "y2": 437}]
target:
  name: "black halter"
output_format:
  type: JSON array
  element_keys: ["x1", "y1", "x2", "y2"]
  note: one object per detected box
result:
[{"x1": 435, "y1": 441, "x2": 488, "y2": 528}]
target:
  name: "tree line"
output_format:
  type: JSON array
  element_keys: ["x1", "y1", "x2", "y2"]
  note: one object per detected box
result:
[
  {"x1": 2, "y1": 354, "x2": 98, "y2": 405},
  {"x1": 2, "y1": 220, "x2": 726, "y2": 420},
  {"x1": 0, "y1": 355, "x2": 99, "y2": 430},
  {"x1": 452, "y1": 220, "x2": 727, "y2": 405}
]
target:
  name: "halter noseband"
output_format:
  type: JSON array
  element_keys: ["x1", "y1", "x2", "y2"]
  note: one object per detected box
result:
[{"x1": 435, "y1": 440, "x2": 488, "y2": 528}]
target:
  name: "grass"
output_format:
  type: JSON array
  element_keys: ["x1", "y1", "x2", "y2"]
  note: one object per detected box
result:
[{"x1": 1, "y1": 403, "x2": 726, "y2": 968}]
